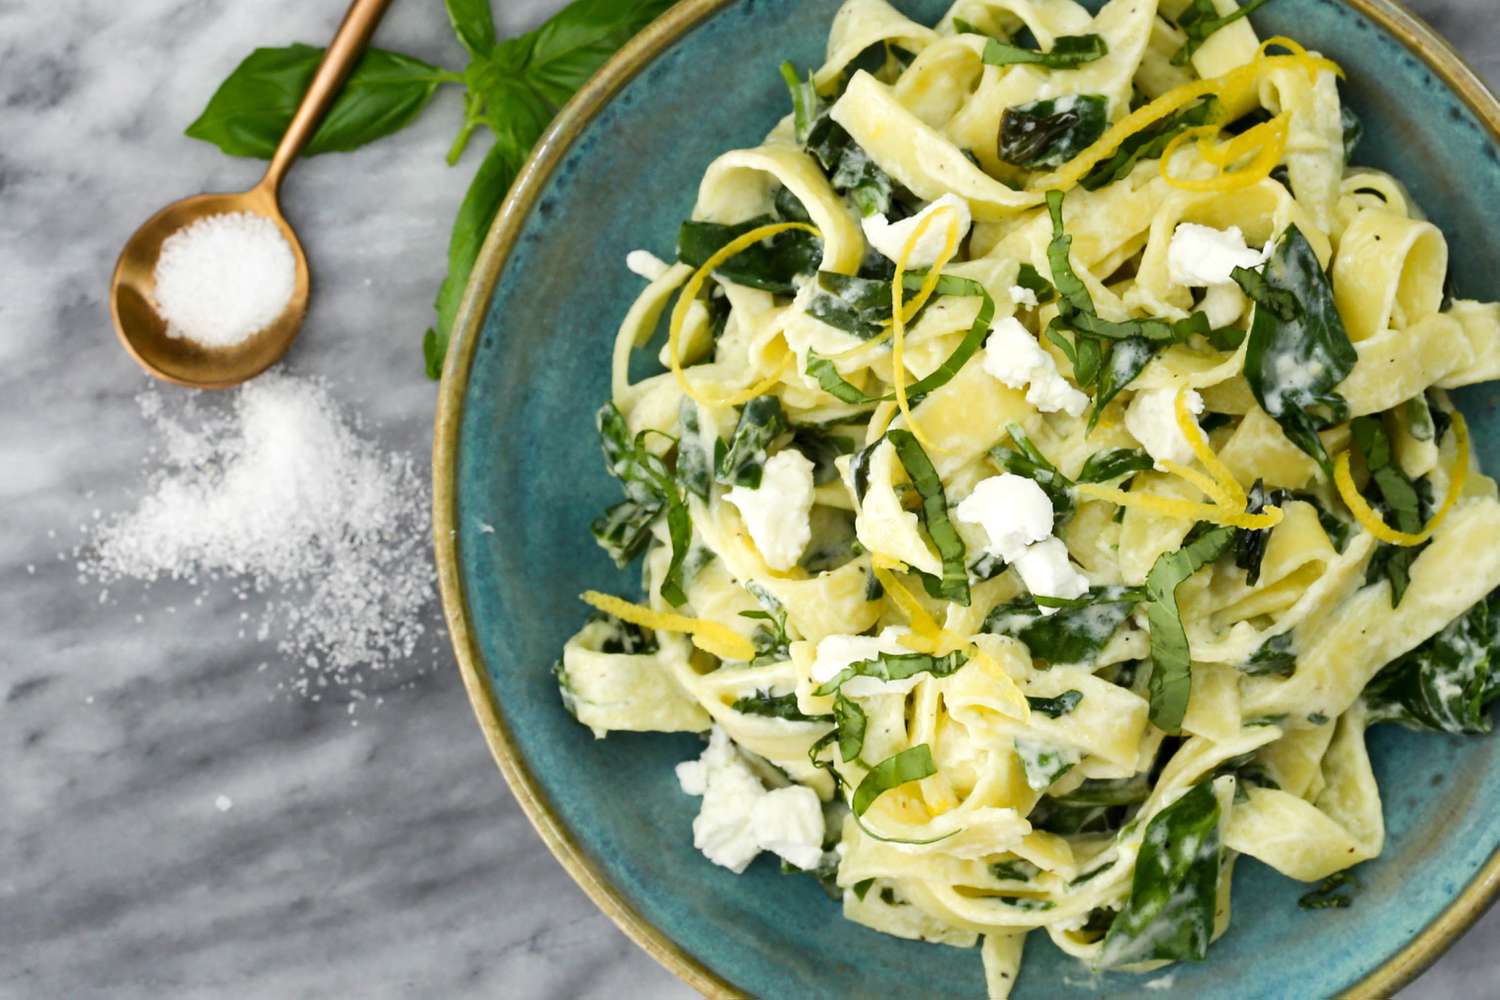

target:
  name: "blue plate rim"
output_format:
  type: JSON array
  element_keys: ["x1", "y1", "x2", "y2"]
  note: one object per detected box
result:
[{"x1": 431, "y1": 2, "x2": 1500, "y2": 995}]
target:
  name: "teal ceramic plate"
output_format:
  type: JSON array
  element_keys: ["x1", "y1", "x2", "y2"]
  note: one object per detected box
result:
[{"x1": 434, "y1": 2, "x2": 1500, "y2": 995}]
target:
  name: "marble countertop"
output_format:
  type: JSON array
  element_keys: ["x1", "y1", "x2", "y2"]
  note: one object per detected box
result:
[{"x1": 3, "y1": 0, "x2": 1498, "y2": 996}]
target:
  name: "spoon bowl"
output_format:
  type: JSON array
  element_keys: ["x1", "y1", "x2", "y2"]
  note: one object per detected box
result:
[
  {"x1": 110, "y1": 184, "x2": 310, "y2": 389},
  {"x1": 108, "y1": 0, "x2": 392, "y2": 389}
]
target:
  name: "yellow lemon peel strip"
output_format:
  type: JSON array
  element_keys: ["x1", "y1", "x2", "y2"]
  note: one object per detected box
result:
[
  {"x1": 1076, "y1": 483, "x2": 1283, "y2": 529},
  {"x1": 890, "y1": 207, "x2": 962, "y2": 453},
  {"x1": 1159, "y1": 460, "x2": 1239, "y2": 509},
  {"x1": 871, "y1": 559, "x2": 946, "y2": 643},
  {"x1": 1175, "y1": 386, "x2": 1248, "y2": 508},
  {"x1": 1160, "y1": 113, "x2": 1290, "y2": 193},
  {"x1": 580, "y1": 590, "x2": 756, "y2": 662},
  {"x1": 1333, "y1": 411, "x2": 1470, "y2": 546},
  {"x1": 669, "y1": 221, "x2": 818, "y2": 406}
]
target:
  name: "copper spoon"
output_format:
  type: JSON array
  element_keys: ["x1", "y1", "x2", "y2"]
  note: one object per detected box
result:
[{"x1": 110, "y1": 0, "x2": 394, "y2": 389}]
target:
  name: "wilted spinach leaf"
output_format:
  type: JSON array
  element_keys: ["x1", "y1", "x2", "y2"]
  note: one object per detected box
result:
[{"x1": 1001, "y1": 94, "x2": 1109, "y2": 169}]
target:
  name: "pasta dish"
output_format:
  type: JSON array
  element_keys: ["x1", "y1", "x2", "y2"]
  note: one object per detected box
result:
[{"x1": 553, "y1": 0, "x2": 1500, "y2": 991}]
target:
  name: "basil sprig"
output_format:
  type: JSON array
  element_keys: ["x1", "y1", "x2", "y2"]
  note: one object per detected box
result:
[
  {"x1": 982, "y1": 34, "x2": 1108, "y2": 70},
  {"x1": 1232, "y1": 225, "x2": 1357, "y2": 477},
  {"x1": 1172, "y1": 0, "x2": 1277, "y2": 66},
  {"x1": 853, "y1": 744, "x2": 938, "y2": 815},
  {"x1": 1145, "y1": 525, "x2": 1235, "y2": 732},
  {"x1": 1099, "y1": 781, "x2": 1222, "y2": 966},
  {"x1": 888, "y1": 430, "x2": 971, "y2": 604}
]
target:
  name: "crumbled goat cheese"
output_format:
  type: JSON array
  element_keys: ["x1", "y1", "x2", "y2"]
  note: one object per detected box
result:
[
  {"x1": 750, "y1": 786, "x2": 826, "y2": 871},
  {"x1": 982, "y1": 317, "x2": 1089, "y2": 417},
  {"x1": 862, "y1": 193, "x2": 972, "y2": 268},
  {"x1": 625, "y1": 249, "x2": 670, "y2": 281},
  {"x1": 1009, "y1": 284, "x2": 1039, "y2": 308},
  {"x1": 725, "y1": 450, "x2": 815, "y2": 571},
  {"x1": 955, "y1": 475, "x2": 1054, "y2": 562},
  {"x1": 1013, "y1": 537, "x2": 1090, "y2": 608},
  {"x1": 1167, "y1": 223, "x2": 1269, "y2": 287},
  {"x1": 1125, "y1": 386, "x2": 1205, "y2": 468}
]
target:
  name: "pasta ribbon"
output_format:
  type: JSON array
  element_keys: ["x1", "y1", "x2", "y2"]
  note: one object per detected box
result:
[
  {"x1": 1333, "y1": 411, "x2": 1471, "y2": 546},
  {"x1": 1076, "y1": 483, "x2": 1284, "y2": 529},
  {"x1": 890, "y1": 207, "x2": 963, "y2": 452},
  {"x1": 668, "y1": 221, "x2": 816, "y2": 406},
  {"x1": 580, "y1": 590, "x2": 757, "y2": 662},
  {"x1": 1160, "y1": 113, "x2": 1290, "y2": 193}
]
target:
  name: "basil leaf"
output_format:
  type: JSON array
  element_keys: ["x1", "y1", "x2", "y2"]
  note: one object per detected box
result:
[
  {"x1": 988, "y1": 423, "x2": 1074, "y2": 526},
  {"x1": 717, "y1": 396, "x2": 788, "y2": 489},
  {"x1": 806, "y1": 351, "x2": 883, "y2": 405},
  {"x1": 445, "y1": 0, "x2": 497, "y2": 57},
  {"x1": 1016, "y1": 739, "x2": 1079, "y2": 790},
  {"x1": 1055, "y1": 774, "x2": 1151, "y2": 807},
  {"x1": 807, "y1": 272, "x2": 894, "y2": 338},
  {"x1": 814, "y1": 649, "x2": 970, "y2": 696},
  {"x1": 887, "y1": 429, "x2": 970, "y2": 604},
  {"x1": 731, "y1": 689, "x2": 828, "y2": 721},
  {"x1": 834, "y1": 694, "x2": 868, "y2": 761},
  {"x1": 1299, "y1": 871, "x2": 1358, "y2": 910},
  {"x1": 852, "y1": 744, "x2": 938, "y2": 815},
  {"x1": 791, "y1": 425, "x2": 857, "y2": 486},
  {"x1": 519, "y1": 0, "x2": 675, "y2": 107},
  {"x1": 778, "y1": 61, "x2": 823, "y2": 144},
  {"x1": 1027, "y1": 690, "x2": 1084, "y2": 718},
  {"x1": 676, "y1": 400, "x2": 715, "y2": 500},
  {"x1": 982, "y1": 34, "x2": 1108, "y2": 70},
  {"x1": 1365, "y1": 589, "x2": 1499, "y2": 734},
  {"x1": 1090, "y1": 335, "x2": 1156, "y2": 429},
  {"x1": 985, "y1": 586, "x2": 1145, "y2": 664},
  {"x1": 594, "y1": 403, "x2": 692, "y2": 606},
  {"x1": 1232, "y1": 480, "x2": 1290, "y2": 586},
  {"x1": 1046, "y1": 190, "x2": 1095, "y2": 314},
  {"x1": 1015, "y1": 262, "x2": 1057, "y2": 304},
  {"x1": 1078, "y1": 448, "x2": 1154, "y2": 484},
  {"x1": 591, "y1": 498, "x2": 662, "y2": 565},
  {"x1": 1351, "y1": 414, "x2": 1427, "y2": 606},
  {"x1": 1079, "y1": 98, "x2": 1220, "y2": 191},
  {"x1": 1234, "y1": 226, "x2": 1357, "y2": 477},
  {"x1": 186, "y1": 45, "x2": 451, "y2": 158},
  {"x1": 1001, "y1": 94, "x2": 1109, "y2": 169},
  {"x1": 804, "y1": 115, "x2": 899, "y2": 218},
  {"x1": 1172, "y1": 0, "x2": 1277, "y2": 66},
  {"x1": 1241, "y1": 632, "x2": 1297, "y2": 677},
  {"x1": 1145, "y1": 525, "x2": 1236, "y2": 732},
  {"x1": 1341, "y1": 104, "x2": 1364, "y2": 162},
  {"x1": 678, "y1": 217, "x2": 821, "y2": 295},
  {"x1": 1099, "y1": 781, "x2": 1222, "y2": 966},
  {"x1": 900, "y1": 280, "x2": 996, "y2": 403}
]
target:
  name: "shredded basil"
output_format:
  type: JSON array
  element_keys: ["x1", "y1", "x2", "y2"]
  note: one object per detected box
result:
[
  {"x1": 1027, "y1": 689, "x2": 1084, "y2": 718},
  {"x1": 717, "y1": 396, "x2": 788, "y2": 489},
  {"x1": 1145, "y1": 525, "x2": 1236, "y2": 732},
  {"x1": 791, "y1": 425, "x2": 857, "y2": 486},
  {"x1": 806, "y1": 272, "x2": 896, "y2": 339},
  {"x1": 793, "y1": 70, "x2": 900, "y2": 219},
  {"x1": 1232, "y1": 225, "x2": 1357, "y2": 477},
  {"x1": 806, "y1": 350, "x2": 880, "y2": 405},
  {"x1": 1172, "y1": 0, "x2": 1277, "y2": 66},
  {"x1": 1351, "y1": 414, "x2": 1427, "y2": 606},
  {"x1": 852, "y1": 744, "x2": 938, "y2": 815},
  {"x1": 833, "y1": 693, "x2": 868, "y2": 761},
  {"x1": 982, "y1": 34, "x2": 1108, "y2": 70},
  {"x1": 853, "y1": 877, "x2": 876, "y2": 900},
  {"x1": 997, "y1": 896, "x2": 1056, "y2": 912},
  {"x1": 1016, "y1": 739, "x2": 1079, "y2": 790},
  {"x1": 1015, "y1": 262, "x2": 1057, "y2": 304},
  {"x1": 677, "y1": 214, "x2": 821, "y2": 295},
  {"x1": 676, "y1": 399, "x2": 716, "y2": 501},
  {"x1": 1232, "y1": 479, "x2": 1291, "y2": 586},
  {"x1": 1098, "y1": 781, "x2": 1222, "y2": 966},
  {"x1": 1056, "y1": 774, "x2": 1151, "y2": 807},
  {"x1": 888, "y1": 429, "x2": 971, "y2": 605},
  {"x1": 593, "y1": 402, "x2": 691, "y2": 605},
  {"x1": 740, "y1": 601, "x2": 791, "y2": 666},
  {"x1": 990, "y1": 859, "x2": 1040, "y2": 882},
  {"x1": 1070, "y1": 859, "x2": 1118, "y2": 886},
  {"x1": 1298, "y1": 870, "x2": 1358, "y2": 910},
  {"x1": 731, "y1": 689, "x2": 828, "y2": 721},
  {"x1": 777, "y1": 61, "x2": 820, "y2": 144},
  {"x1": 1077, "y1": 447, "x2": 1154, "y2": 484},
  {"x1": 1001, "y1": 95, "x2": 1109, "y2": 169},
  {"x1": 1365, "y1": 589, "x2": 1500, "y2": 734},
  {"x1": 814, "y1": 648, "x2": 970, "y2": 696},
  {"x1": 985, "y1": 586, "x2": 1145, "y2": 665},
  {"x1": 591, "y1": 498, "x2": 661, "y2": 566},
  {"x1": 1241, "y1": 632, "x2": 1297, "y2": 677}
]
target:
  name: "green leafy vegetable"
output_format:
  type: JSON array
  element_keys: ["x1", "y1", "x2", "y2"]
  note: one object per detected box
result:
[
  {"x1": 717, "y1": 396, "x2": 789, "y2": 489},
  {"x1": 1172, "y1": 0, "x2": 1277, "y2": 66},
  {"x1": 1145, "y1": 525, "x2": 1236, "y2": 732},
  {"x1": 740, "y1": 600, "x2": 791, "y2": 666},
  {"x1": 791, "y1": 425, "x2": 857, "y2": 486},
  {"x1": 1014, "y1": 262, "x2": 1057, "y2": 304},
  {"x1": 1027, "y1": 690, "x2": 1084, "y2": 718},
  {"x1": 778, "y1": 61, "x2": 821, "y2": 144},
  {"x1": 1233, "y1": 225, "x2": 1358, "y2": 477},
  {"x1": 1001, "y1": 95, "x2": 1109, "y2": 169},
  {"x1": 1232, "y1": 480, "x2": 1290, "y2": 586},
  {"x1": 1241, "y1": 632, "x2": 1297, "y2": 677},
  {"x1": 784, "y1": 64, "x2": 902, "y2": 219},
  {"x1": 1365, "y1": 589, "x2": 1500, "y2": 734},
  {"x1": 983, "y1": 34, "x2": 1108, "y2": 70},
  {"x1": 887, "y1": 430, "x2": 971, "y2": 604},
  {"x1": 185, "y1": 45, "x2": 455, "y2": 158},
  {"x1": 814, "y1": 649, "x2": 970, "y2": 696},
  {"x1": 593, "y1": 403, "x2": 691, "y2": 605},
  {"x1": 1298, "y1": 870, "x2": 1358, "y2": 910},
  {"x1": 731, "y1": 689, "x2": 828, "y2": 722},
  {"x1": 1341, "y1": 104, "x2": 1363, "y2": 162},
  {"x1": 1351, "y1": 414, "x2": 1427, "y2": 606},
  {"x1": 852, "y1": 744, "x2": 938, "y2": 815},
  {"x1": 806, "y1": 351, "x2": 882, "y2": 405},
  {"x1": 984, "y1": 586, "x2": 1145, "y2": 664},
  {"x1": 1099, "y1": 781, "x2": 1222, "y2": 966},
  {"x1": 591, "y1": 498, "x2": 661, "y2": 565},
  {"x1": 806, "y1": 272, "x2": 897, "y2": 338},
  {"x1": 677, "y1": 216, "x2": 822, "y2": 295},
  {"x1": 1015, "y1": 739, "x2": 1079, "y2": 790},
  {"x1": 445, "y1": 0, "x2": 497, "y2": 57},
  {"x1": 990, "y1": 859, "x2": 1041, "y2": 882},
  {"x1": 1077, "y1": 448, "x2": 1154, "y2": 483},
  {"x1": 1079, "y1": 98, "x2": 1220, "y2": 190},
  {"x1": 676, "y1": 400, "x2": 716, "y2": 500},
  {"x1": 834, "y1": 694, "x2": 869, "y2": 761}
]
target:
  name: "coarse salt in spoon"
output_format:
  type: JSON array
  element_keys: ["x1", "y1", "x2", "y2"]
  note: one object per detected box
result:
[{"x1": 110, "y1": 0, "x2": 394, "y2": 389}]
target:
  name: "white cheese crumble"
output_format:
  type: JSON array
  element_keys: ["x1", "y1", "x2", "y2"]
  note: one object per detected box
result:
[
  {"x1": 750, "y1": 786, "x2": 826, "y2": 871},
  {"x1": 1013, "y1": 537, "x2": 1090, "y2": 608},
  {"x1": 861, "y1": 193, "x2": 972, "y2": 268},
  {"x1": 1009, "y1": 284, "x2": 1039, "y2": 308},
  {"x1": 981, "y1": 317, "x2": 1089, "y2": 417},
  {"x1": 810, "y1": 628, "x2": 917, "y2": 697},
  {"x1": 1125, "y1": 386, "x2": 1204, "y2": 468},
  {"x1": 677, "y1": 727, "x2": 826, "y2": 873},
  {"x1": 1167, "y1": 223, "x2": 1269, "y2": 287},
  {"x1": 725, "y1": 449, "x2": 815, "y2": 571},
  {"x1": 625, "y1": 248, "x2": 670, "y2": 281},
  {"x1": 954, "y1": 474, "x2": 1053, "y2": 562}
]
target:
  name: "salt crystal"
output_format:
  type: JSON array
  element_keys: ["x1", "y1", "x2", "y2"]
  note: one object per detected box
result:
[
  {"x1": 152, "y1": 212, "x2": 295, "y2": 348},
  {"x1": 215, "y1": 795, "x2": 233, "y2": 812}
]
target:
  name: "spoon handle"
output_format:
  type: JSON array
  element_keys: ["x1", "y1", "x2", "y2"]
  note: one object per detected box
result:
[{"x1": 258, "y1": 0, "x2": 396, "y2": 195}]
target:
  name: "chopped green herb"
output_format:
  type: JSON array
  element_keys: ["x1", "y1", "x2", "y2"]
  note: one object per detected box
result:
[
  {"x1": 1241, "y1": 632, "x2": 1297, "y2": 677},
  {"x1": 888, "y1": 430, "x2": 971, "y2": 605},
  {"x1": 677, "y1": 215, "x2": 822, "y2": 295},
  {"x1": 989, "y1": 422, "x2": 1075, "y2": 525},
  {"x1": 1366, "y1": 589, "x2": 1500, "y2": 734},
  {"x1": 985, "y1": 586, "x2": 1146, "y2": 665},
  {"x1": 717, "y1": 396, "x2": 788, "y2": 489},
  {"x1": 852, "y1": 744, "x2": 938, "y2": 815},
  {"x1": 1351, "y1": 414, "x2": 1427, "y2": 606},
  {"x1": 814, "y1": 649, "x2": 970, "y2": 696},
  {"x1": 990, "y1": 859, "x2": 1040, "y2": 882},
  {"x1": 1077, "y1": 448, "x2": 1154, "y2": 484},
  {"x1": 1027, "y1": 690, "x2": 1084, "y2": 718},
  {"x1": 731, "y1": 689, "x2": 828, "y2": 721},
  {"x1": 1015, "y1": 739, "x2": 1079, "y2": 790},
  {"x1": 1172, "y1": 0, "x2": 1277, "y2": 66},
  {"x1": 833, "y1": 693, "x2": 869, "y2": 761},
  {"x1": 593, "y1": 403, "x2": 692, "y2": 605},
  {"x1": 983, "y1": 34, "x2": 1108, "y2": 70},
  {"x1": 1298, "y1": 870, "x2": 1358, "y2": 910},
  {"x1": 1079, "y1": 98, "x2": 1220, "y2": 190},
  {"x1": 1145, "y1": 525, "x2": 1236, "y2": 732},
  {"x1": 1014, "y1": 262, "x2": 1057, "y2": 304}
]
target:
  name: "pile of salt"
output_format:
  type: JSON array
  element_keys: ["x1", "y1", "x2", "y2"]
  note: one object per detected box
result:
[{"x1": 152, "y1": 212, "x2": 296, "y2": 348}]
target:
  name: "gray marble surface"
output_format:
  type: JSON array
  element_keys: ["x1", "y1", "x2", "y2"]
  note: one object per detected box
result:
[{"x1": 2, "y1": 1, "x2": 1498, "y2": 997}]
